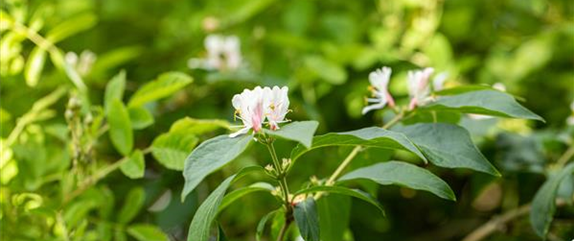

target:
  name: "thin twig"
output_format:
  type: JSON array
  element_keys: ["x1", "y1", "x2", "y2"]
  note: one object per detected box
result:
[{"x1": 556, "y1": 145, "x2": 574, "y2": 168}]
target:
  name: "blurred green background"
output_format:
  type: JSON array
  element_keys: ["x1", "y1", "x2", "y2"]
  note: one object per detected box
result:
[{"x1": 1, "y1": 0, "x2": 573, "y2": 240}]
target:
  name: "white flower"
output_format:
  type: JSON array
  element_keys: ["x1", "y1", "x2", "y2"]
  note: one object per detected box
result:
[
  {"x1": 362, "y1": 67, "x2": 395, "y2": 115},
  {"x1": 188, "y1": 34, "x2": 242, "y2": 71},
  {"x1": 567, "y1": 101, "x2": 574, "y2": 126},
  {"x1": 230, "y1": 87, "x2": 265, "y2": 137},
  {"x1": 65, "y1": 50, "x2": 96, "y2": 76},
  {"x1": 263, "y1": 86, "x2": 290, "y2": 130},
  {"x1": 407, "y1": 67, "x2": 434, "y2": 110},
  {"x1": 229, "y1": 86, "x2": 290, "y2": 137},
  {"x1": 432, "y1": 72, "x2": 449, "y2": 91},
  {"x1": 492, "y1": 82, "x2": 506, "y2": 92}
]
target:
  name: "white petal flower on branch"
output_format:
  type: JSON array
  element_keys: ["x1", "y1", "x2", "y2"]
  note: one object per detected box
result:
[
  {"x1": 188, "y1": 34, "x2": 242, "y2": 71},
  {"x1": 263, "y1": 86, "x2": 290, "y2": 130},
  {"x1": 362, "y1": 67, "x2": 395, "y2": 115},
  {"x1": 407, "y1": 67, "x2": 434, "y2": 110}
]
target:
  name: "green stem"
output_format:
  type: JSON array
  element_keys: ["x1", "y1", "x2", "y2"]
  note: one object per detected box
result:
[
  {"x1": 556, "y1": 144, "x2": 574, "y2": 168},
  {"x1": 265, "y1": 141, "x2": 291, "y2": 208}
]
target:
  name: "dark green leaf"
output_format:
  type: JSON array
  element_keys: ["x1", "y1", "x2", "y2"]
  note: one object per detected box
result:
[
  {"x1": 264, "y1": 121, "x2": 319, "y2": 148},
  {"x1": 219, "y1": 182, "x2": 275, "y2": 212},
  {"x1": 104, "y1": 71, "x2": 126, "y2": 112},
  {"x1": 294, "y1": 185, "x2": 384, "y2": 215},
  {"x1": 530, "y1": 163, "x2": 574, "y2": 238},
  {"x1": 152, "y1": 132, "x2": 198, "y2": 170},
  {"x1": 317, "y1": 194, "x2": 351, "y2": 241},
  {"x1": 426, "y1": 90, "x2": 544, "y2": 121},
  {"x1": 25, "y1": 47, "x2": 46, "y2": 87},
  {"x1": 182, "y1": 134, "x2": 252, "y2": 201},
  {"x1": 290, "y1": 127, "x2": 426, "y2": 162},
  {"x1": 107, "y1": 99, "x2": 133, "y2": 156},
  {"x1": 120, "y1": 150, "x2": 145, "y2": 179},
  {"x1": 117, "y1": 187, "x2": 145, "y2": 224},
  {"x1": 128, "y1": 72, "x2": 192, "y2": 107},
  {"x1": 128, "y1": 106, "x2": 154, "y2": 130},
  {"x1": 256, "y1": 210, "x2": 280, "y2": 241},
  {"x1": 394, "y1": 123, "x2": 500, "y2": 176},
  {"x1": 339, "y1": 161, "x2": 456, "y2": 200},
  {"x1": 187, "y1": 166, "x2": 264, "y2": 241},
  {"x1": 126, "y1": 224, "x2": 169, "y2": 241},
  {"x1": 294, "y1": 197, "x2": 320, "y2": 241}
]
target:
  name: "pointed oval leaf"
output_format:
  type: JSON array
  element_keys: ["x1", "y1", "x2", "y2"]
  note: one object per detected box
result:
[
  {"x1": 45, "y1": 14, "x2": 97, "y2": 43},
  {"x1": 294, "y1": 197, "x2": 320, "y2": 241},
  {"x1": 128, "y1": 106, "x2": 154, "y2": 130},
  {"x1": 152, "y1": 132, "x2": 198, "y2": 171},
  {"x1": 530, "y1": 163, "x2": 574, "y2": 238},
  {"x1": 128, "y1": 72, "x2": 192, "y2": 107},
  {"x1": 187, "y1": 166, "x2": 264, "y2": 241},
  {"x1": 126, "y1": 224, "x2": 169, "y2": 241},
  {"x1": 426, "y1": 90, "x2": 544, "y2": 121},
  {"x1": 218, "y1": 182, "x2": 275, "y2": 212},
  {"x1": 294, "y1": 185, "x2": 385, "y2": 215},
  {"x1": 104, "y1": 71, "x2": 126, "y2": 112},
  {"x1": 393, "y1": 123, "x2": 500, "y2": 176},
  {"x1": 107, "y1": 99, "x2": 133, "y2": 156},
  {"x1": 263, "y1": 121, "x2": 319, "y2": 148},
  {"x1": 117, "y1": 187, "x2": 145, "y2": 224},
  {"x1": 256, "y1": 210, "x2": 280, "y2": 241},
  {"x1": 339, "y1": 161, "x2": 456, "y2": 200},
  {"x1": 182, "y1": 134, "x2": 252, "y2": 201},
  {"x1": 119, "y1": 150, "x2": 145, "y2": 179},
  {"x1": 290, "y1": 127, "x2": 426, "y2": 162}
]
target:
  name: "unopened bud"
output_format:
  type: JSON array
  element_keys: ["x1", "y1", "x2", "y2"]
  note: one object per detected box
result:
[{"x1": 281, "y1": 158, "x2": 291, "y2": 171}]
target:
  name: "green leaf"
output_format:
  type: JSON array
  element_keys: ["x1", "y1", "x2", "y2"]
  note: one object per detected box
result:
[
  {"x1": 256, "y1": 210, "x2": 280, "y2": 241},
  {"x1": 317, "y1": 194, "x2": 351, "y2": 241},
  {"x1": 128, "y1": 106, "x2": 154, "y2": 130},
  {"x1": 187, "y1": 166, "x2": 264, "y2": 241},
  {"x1": 290, "y1": 127, "x2": 427, "y2": 162},
  {"x1": 263, "y1": 121, "x2": 319, "y2": 148},
  {"x1": 24, "y1": 47, "x2": 46, "y2": 87},
  {"x1": 107, "y1": 99, "x2": 133, "y2": 156},
  {"x1": 225, "y1": 0, "x2": 276, "y2": 25},
  {"x1": 304, "y1": 56, "x2": 347, "y2": 85},
  {"x1": 46, "y1": 14, "x2": 98, "y2": 43},
  {"x1": 339, "y1": 161, "x2": 456, "y2": 200},
  {"x1": 120, "y1": 150, "x2": 145, "y2": 179},
  {"x1": 182, "y1": 134, "x2": 252, "y2": 201},
  {"x1": 294, "y1": 185, "x2": 385, "y2": 215},
  {"x1": 170, "y1": 117, "x2": 230, "y2": 135},
  {"x1": 393, "y1": 123, "x2": 500, "y2": 176},
  {"x1": 152, "y1": 132, "x2": 198, "y2": 171},
  {"x1": 530, "y1": 163, "x2": 574, "y2": 238},
  {"x1": 104, "y1": 71, "x2": 126, "y2": 112},
  {"x1": 126, "y1": 224, "x2": 169, "y2": 241},
  {"x1": 426, "y1": 89, "x2": 544, "y2": 121},
  {"x1": 294, "y1": 197, "x2": 320, "y2": 241},
  {"x1": 117, "y1": 187, "x2": 145, "y2": 224},
  {"x1": 219, "y1": 182, "x2": 275, "y2": 212},
  {"x1": 128, "y1": 72, "x2": 193, "y2": 107}
]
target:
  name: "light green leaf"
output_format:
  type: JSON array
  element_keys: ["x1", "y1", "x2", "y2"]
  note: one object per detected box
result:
[
  {"x1": 24, "y1": 46, "x2": 46, "y2": 87},
  {"x1": 126, "y1": 224, "x2": 169, "y2": 241},
  {"x1": 120, "y1": 150, "x2": 145, "y2": 179},
  {"x1": 187, "y1": 166, "x2": 264, "y2": 241},
  {"x1": 294, "y1": 185, "x2": 385, "y2": 215},
  {"x1": 219, "y1": 182, "x2": 275, "y2": 212},
  {"x1": 426, "y1": 89, "x2": 544, "y2": 121},
  {"x1": 182, "y1": 134, "x2": 252, "y2": 201},
  {"x1": 170, "y1": 117, "x2": 230, "y2": 135},
  {"x1": 256, "y1": 210, "x2": 280, "y2": 241},
  {"x1": 117, "y1": 187, "x2": 145, "y2": 224},
  {"x1": 104, "y1": 71, "x2": 126, "y2": 112},
  {"x1": 107, "y1": 99, "x2": 133, "y2": 156},
  {"x1": 294, "y1": 197, "x2": 320, "y2": 241},
  {"x1": 151, "y1": 132, "x2": 198, "y2": 171},
  {"x1": 46, "y1": 14, "x2": 98, "y2": 43},
  {"x1": 128, "y1": 106, "x2": 154, "y2": 130},
  {"x1": 339, "y1": 161, "x2": 456, "y2": 200},
  {"x1": 225, "y1": 0, "x2": 276, "y2": 25},
  {"x1": 290, "y1": 127, "x2": 426, "y2": 162},
  {"x1": 304, "y1": 56, "x2": 347, "y2": 85},
  {"x1": 530, "y1": 163, "x2": 574, "y2": 238},
  {"x1": 394, "y1": 123, "x2": 500, "y2": 176},
  {"x1": 263, "y1": 121, "x2": 319, "y2": 148},
  {"x1": 128, "y1": 72, "x2": 192, "y2": 107}
]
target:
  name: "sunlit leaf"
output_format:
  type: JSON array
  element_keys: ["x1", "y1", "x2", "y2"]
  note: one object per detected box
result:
[
  {"x1": 126, "y1": 224, "x2": 169, "y2": 241},
  {"x1": 119, "y1": 150, "x2": 145, "y2": 179},
  {"x1": 24, "y1": 46, "x2": 46, "y2": 87},
  {"x1": 128, "y1": 106, "x2": 154, "y2": 130},
  {"x1": 104, "y1": 70, "x2": 126, "y2": 112},
  {"x1": 107, "y1": 99, "x2": 133, "y2": 156},
  {"x1": 46, "y1": 14, "x2": 98, "y2": 43},
  {"x1": 128, "y1": 72, "x2": 192, "y2": 107},
  {"x1": 170, "y1": 117, "x2": 230, "y2": 135},
  {"x1": 182, "y1": 134, "x2": 252, "y2": 201},
  {"x1": 152, "y1": 132, "x2": 198, "y2": 171}
]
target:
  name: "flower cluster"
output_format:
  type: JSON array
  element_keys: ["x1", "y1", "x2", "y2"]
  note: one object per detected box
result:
[
  {"x1": 188, "y1": 34, "x2": 242, "y2": 71},
  {"x1": 230, "y1": 86, "x2": 290, "y2": 137},
  {"x1": 65, "y1": 50, "x2": 97, "y2": 76},
  {"x1": 362, "y1": 66, "x2": 447, "y2": 114}
]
